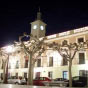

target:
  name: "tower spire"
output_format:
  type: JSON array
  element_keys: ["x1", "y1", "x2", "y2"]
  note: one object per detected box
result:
[
  {"x1": 39, "y1": 7, "x2": 40, "y2": 12},
  {"x1": 37, "y1": 7, "x2": 41, "y2": 20}
]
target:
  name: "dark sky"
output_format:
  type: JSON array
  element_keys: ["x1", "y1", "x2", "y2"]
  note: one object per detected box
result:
[{"x1": 0, "y1": 0, "x2": 88, "y2": 47}]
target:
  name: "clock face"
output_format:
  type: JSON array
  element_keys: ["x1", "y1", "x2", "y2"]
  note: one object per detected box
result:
[
  {"x1": 40, "y1": 25, "x2": 44, "y2": 30},
  {"x1": 33, "y1": 25, "x2": 37, "y2": 29}
]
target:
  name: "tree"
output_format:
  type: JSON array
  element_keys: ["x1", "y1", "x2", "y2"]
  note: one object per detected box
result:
[
  {"x1": 0, "y1": 45, "x2": 15, "y2": 83},
  {"x1": 15, "y1": 33, "x2": 47, "y2": 85},
  {"x1": 0, "y1": 48, "x2": 10, "y2": 83},
  {"x1": 48, "y1": 40, "x2": 88, "y2": 87}
]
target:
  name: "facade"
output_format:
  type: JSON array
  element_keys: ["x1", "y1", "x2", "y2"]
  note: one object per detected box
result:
[{"x1": 0, "y1": 11, "x2": 88, "y2": 80}]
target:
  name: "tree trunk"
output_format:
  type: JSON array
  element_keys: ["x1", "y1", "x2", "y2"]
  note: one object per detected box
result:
[
  {"x1": 3, "y1": 55, "x2": 9, "y2": 84},
  {"x1": 28, "y1": 53, "x2": 34, "y2": 85},
  {"x1": 3, "y1": 61, "x2": 6, "y2": 83},
  {"x1": 69, "y1": 59, "x2": 72, "y2": 87}
]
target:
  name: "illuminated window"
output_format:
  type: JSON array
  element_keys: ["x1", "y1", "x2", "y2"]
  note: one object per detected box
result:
[
  {"x1": 16, "y1": 61, "x2": 19, "y2": 69},
  {"x1": 48, "y1": 71, "x2": 53, "y2": 79},
  {"x1": 79, "y1": 53, "x2": 85, "y2": 64},
  {"x1": 33, "y1": 25, "x2": 37, "y2": 29},
  {"x1": 49, "y1": 57, "x2": 53, "y2": 67},
  {"x1": 15, "y1": 73, "x2": 18, "y2": 78},
  {"x1": 63, "y1": 55, "x2": 68, "y2": 66},
  {"x1": 63, "y1": 71, "x2": 68, "y2": 79},
  {"x1": 37, "y1": 59, "x2": 41, "y2": 67},
  {"x1": 25, "y1": 60, "x2": 28, "y2": 68},
  {"x1": 24, "y1": 56, "x2": 28, "y2": 68},
  {"x1": 24, "y1": 72, "x2": 27, "y2": 78}
]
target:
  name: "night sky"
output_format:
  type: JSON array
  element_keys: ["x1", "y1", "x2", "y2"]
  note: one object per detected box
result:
[{"x1": 0, "y1": 0, "x2": 88, "y2": 47}]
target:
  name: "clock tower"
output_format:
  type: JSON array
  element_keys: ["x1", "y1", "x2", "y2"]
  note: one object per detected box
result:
[{"x1": 30, "y1": 10, "x2": 46, "y2": 38}]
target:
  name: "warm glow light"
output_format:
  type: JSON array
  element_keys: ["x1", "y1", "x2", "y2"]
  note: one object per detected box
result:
[
  {"x1": 6, "y1": 46, "x2": 13, "y2": 53},
  {"x1": 40, "y1": 25, "x2": 44, "y2": 30},
  {"x1": 33, "y1": 25, "x2": 37, "y2": 29}
]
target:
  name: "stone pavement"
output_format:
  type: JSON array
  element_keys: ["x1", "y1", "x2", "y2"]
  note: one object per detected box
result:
[{"x1": 0, "y1": 84, "x2": 86, "y2": 88}]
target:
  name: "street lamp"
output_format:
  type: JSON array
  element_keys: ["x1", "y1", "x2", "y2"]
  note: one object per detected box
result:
[{"x1": 6, "y1": 46, "x2": 13, "y2": 53}]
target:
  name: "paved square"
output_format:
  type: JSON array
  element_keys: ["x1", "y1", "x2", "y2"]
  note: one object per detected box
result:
[{"x1": 0, "y1": 84, "x2": 86, "y2": 88}]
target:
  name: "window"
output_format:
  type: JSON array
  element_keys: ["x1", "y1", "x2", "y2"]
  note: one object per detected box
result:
[
  {"x1": 79, "y1": 53, "x2": 85, "y2": 64},
  {"x1": 62, "y1": 40, "x2": 68, "y2": 46},
  {"x1": 48, "y1": 71, "x2": 53, "y2": 79},
  {"x1": 24, "y1": 72, "x2": 27, "y2": 78},
  {"x1": 1, "y1": 73, "x2": 3, "y2": 80},
  {"x1": 79, "y1": 70, "x2": 88, "y2": 77},
  {"x1": 25, "y1": 60, "x2": 28, "y2": 68},
  {"x1": 78, "y1": 38, "x2": 84, "y2": 43},
  {"x1": 15, "y1": 73, "x2": 18, "y2": 78},
  {"x1": 1, "y1": 65, "x2": 3, "y2": 69},
  {"x1": 35, "y1": 72, "x2": 40, "y2": 78},
  {"x1": 37, "y1": 59, "x2": 41, "y2": 67},
  {"x1": 8, "y1": 63, "x2": 11, "y2": 69},
  {"x1": 1, "y1": 60, "x2": 3, "y2": 69},
  {"x1": 63, "y1": 55, "x2": 68, "y2": 65},
  {"x1": 49, "y1": 57, "x2": 53, "y2": 67},
  {"x1": 8, "y1": 73, "x2": 10, "y2": 78},
  {"x1": 24, "y1": 56, "x2": 28, "y2": 68},
  {"x1": 63, "y1": 71, "x2": 68, "y2": 79},
  {"x1": 16, "y1": 61, "x2": 19, "y2": 69}
]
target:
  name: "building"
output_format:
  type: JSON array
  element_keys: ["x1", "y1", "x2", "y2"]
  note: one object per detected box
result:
[{"x1": 0, "y1": 10, "x2": 88, "y2": 80}]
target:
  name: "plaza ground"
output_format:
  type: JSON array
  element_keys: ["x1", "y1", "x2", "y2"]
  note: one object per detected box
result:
[{"x1": 0, "y1": 84, "x2": 86, "y2": 88}]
